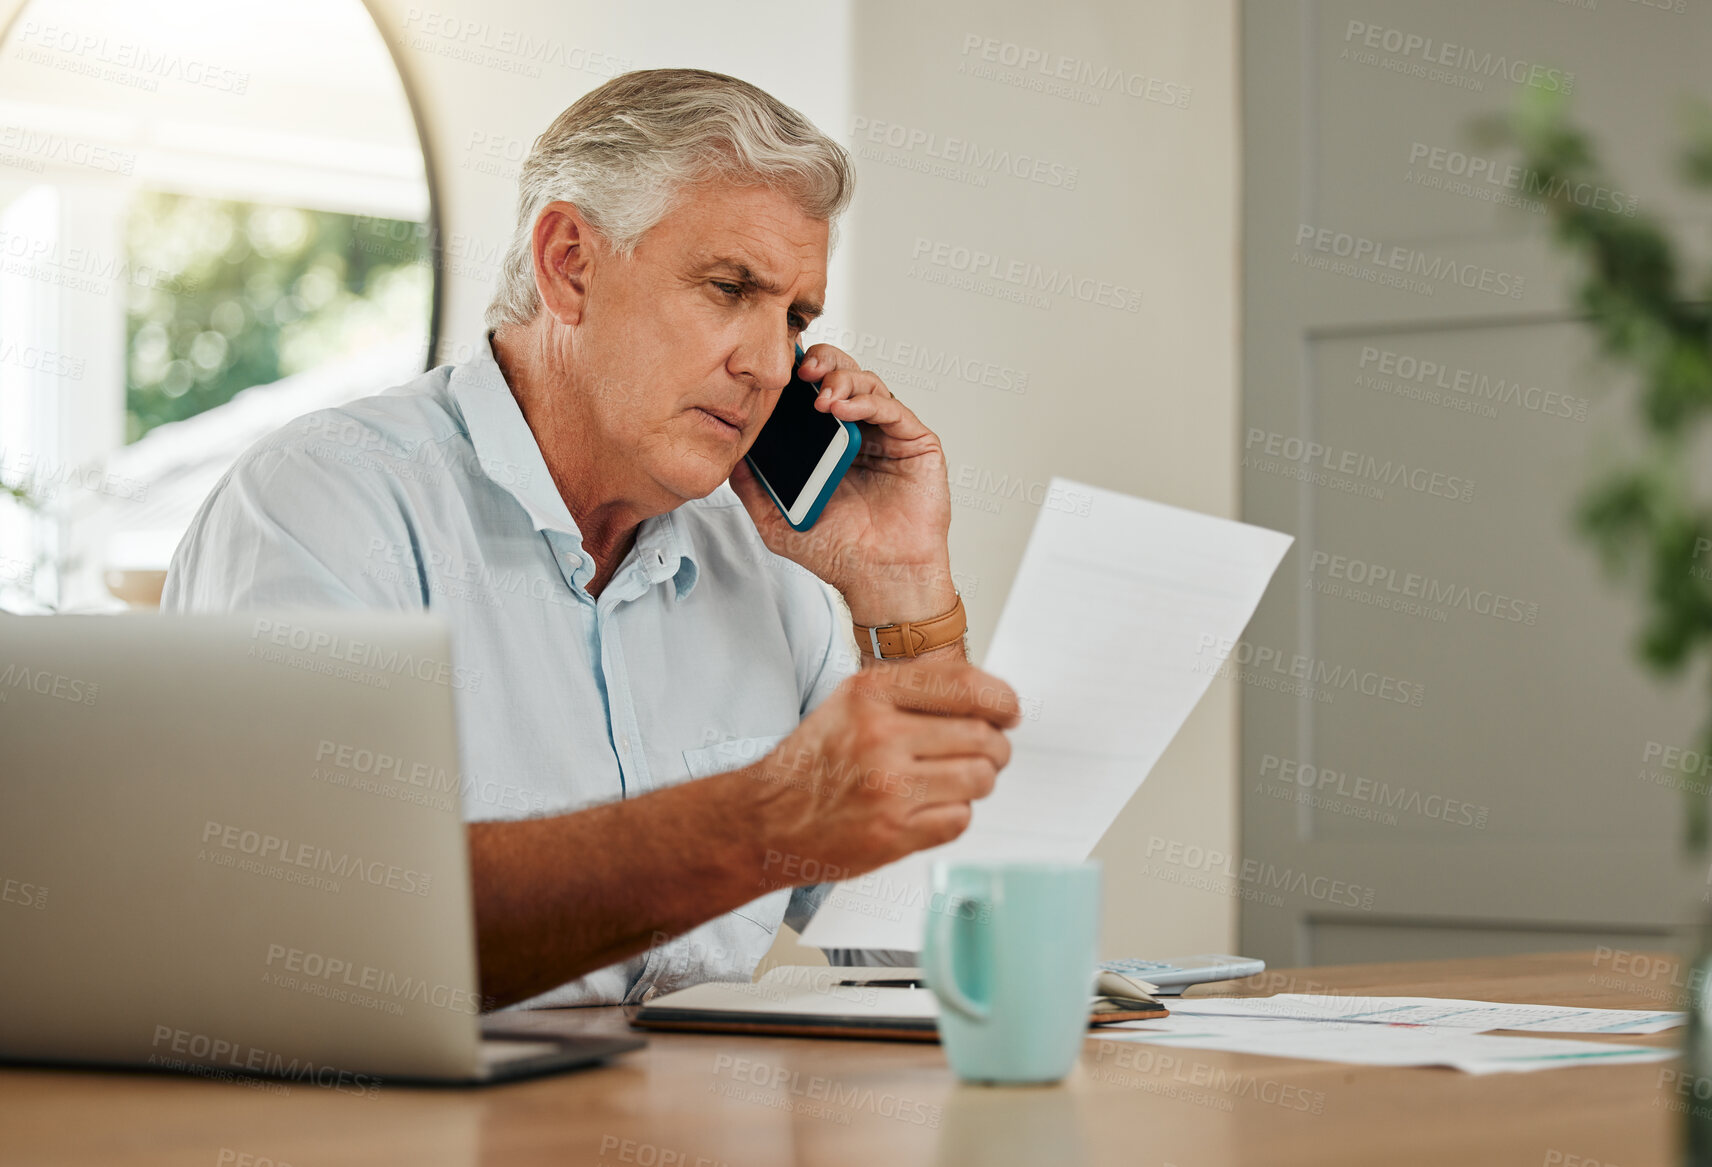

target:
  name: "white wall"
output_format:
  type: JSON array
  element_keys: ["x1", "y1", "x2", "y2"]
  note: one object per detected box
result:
[
  {"x1": 8, "y1": 0, "x2": 1242, "y2": 957},
  {"x1": 837, "y1": 1, "x2": 1243, "y2": 958}
]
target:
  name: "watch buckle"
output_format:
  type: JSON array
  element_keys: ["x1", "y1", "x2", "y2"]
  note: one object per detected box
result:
[{"x1": 869, "y1": 622, "x2": 906, "y2": 660}]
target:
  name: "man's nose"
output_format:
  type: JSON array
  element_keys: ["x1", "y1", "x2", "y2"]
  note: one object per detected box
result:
[{"x1": 732, "y1": 328, "x2": 795, "y2": 392}]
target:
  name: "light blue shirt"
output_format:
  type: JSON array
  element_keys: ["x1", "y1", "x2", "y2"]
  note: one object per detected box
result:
[{"x1": 163, "y1": 333, "x2": 878, "y2": 1007}]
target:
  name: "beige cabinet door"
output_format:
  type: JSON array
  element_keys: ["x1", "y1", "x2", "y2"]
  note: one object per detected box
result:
[{"x1": 1240, "y1": 0, "x2": 1712, "y2": 967}]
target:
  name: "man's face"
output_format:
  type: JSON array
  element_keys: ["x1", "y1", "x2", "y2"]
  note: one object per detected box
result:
[{"x1": 567, "y1": 181, "x2": 829, "y2": 505}]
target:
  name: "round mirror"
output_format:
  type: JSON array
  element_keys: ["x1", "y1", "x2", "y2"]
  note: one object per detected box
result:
[{"x1": 0, "y1": 0, "x2": 439, "y2": 610}]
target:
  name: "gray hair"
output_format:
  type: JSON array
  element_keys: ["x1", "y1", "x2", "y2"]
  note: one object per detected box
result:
[{"x1": 485, "y1": 68, "x2": 854, "y2": 332}]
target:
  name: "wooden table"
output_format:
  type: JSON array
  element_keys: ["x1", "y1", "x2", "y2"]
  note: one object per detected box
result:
[{"x1": 0, "y1": 950, "x2": 1693, "y2": 1166}]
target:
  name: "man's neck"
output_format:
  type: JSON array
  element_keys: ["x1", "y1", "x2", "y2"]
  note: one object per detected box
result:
[{"x1": 490, "y1": 325, "x2": 661, "y2": 596}]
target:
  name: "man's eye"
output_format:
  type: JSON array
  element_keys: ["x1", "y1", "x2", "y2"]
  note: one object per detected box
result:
[
  {"x1": 713, "y1": 281, "x2": 743, "y2": 298},
  {"x1": 787, "y1": 314, "x2": 806, "y2": 332}
]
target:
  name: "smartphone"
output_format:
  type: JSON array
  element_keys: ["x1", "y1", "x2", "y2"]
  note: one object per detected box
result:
[{"x1": 743, "y1": 346, "x2": 862, "y2": 531}]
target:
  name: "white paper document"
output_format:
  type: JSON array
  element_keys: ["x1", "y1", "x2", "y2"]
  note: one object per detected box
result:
[
  {"x1": 1103, "y1": 1014, "x2": 1675, "y2": 1075},
  {"x1": 799, "y1": 480, "x2": 1294, "y2": 950},
  {"x1": 1165, "y1": 993, "x2": 1685, "y2": 1035}
]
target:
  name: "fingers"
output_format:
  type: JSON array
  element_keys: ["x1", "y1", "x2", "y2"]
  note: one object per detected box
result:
[
  {"x1": 811, "y1": 365, "x2": 893, "y2": 407},
  {"x1": 898, "y1": 802, "x2": 975, "y2": 852},
  {"x1": 822, "y1": 393, "x2": 930, "y2": 441},
  {"x1": 799, "y1": 344, "x2": 862, "y2": 380},
  {"x1": 899, "y1": 756, "x2": 1000, "y2": 805},
  {"x1": 797, "y1": 348, "x2": 937, "y2": 450},
  {"x1": 896, "y1": 714, "x2": 1012, "y2": 772},
  {"x1": 853, "y1": 661, "x2": 1022, "y2": 728}
]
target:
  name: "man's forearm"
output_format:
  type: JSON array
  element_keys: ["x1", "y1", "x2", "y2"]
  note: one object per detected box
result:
[{"x1": 468, "y1": 769, "x2": 771, "y2": 1009}]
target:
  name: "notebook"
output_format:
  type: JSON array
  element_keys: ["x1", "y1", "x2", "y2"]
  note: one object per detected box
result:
[{"x1": 630, "y1": 965, "x2": 1168, "y2": 1042}]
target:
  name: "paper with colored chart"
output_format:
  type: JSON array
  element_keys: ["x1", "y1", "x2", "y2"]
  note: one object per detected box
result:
[
  {"x1": 799, "y1": 479, "x2": 1293, "y2": 951},
  {"x1": 1101, "y1": 1013, "x2": 1674, "y2": 1075},
  {"x1": 1163, "y1": 993, "x2": 1684, "y2": 1034}
]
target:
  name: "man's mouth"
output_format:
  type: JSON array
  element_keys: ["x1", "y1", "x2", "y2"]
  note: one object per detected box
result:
[{"x1": 692, "y1": 406, "x2": 745, "y2": 437}]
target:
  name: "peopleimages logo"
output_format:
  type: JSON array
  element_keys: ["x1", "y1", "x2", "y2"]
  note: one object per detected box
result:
[
  {"x1": 148, "y1": 1025, "x2": 379, "y2": 1096},
  {"x1": 264, "y1": 944, "x2": 480, "y2": 1015},
  {"x1": 1244, "y1": 428, "x2": 1475, "y2": 504},
  {"x1": 910, "y1": 237, "x2": 1142, "y2": 313},
  {"x1": 15, "y1": 22, "x2": 252, "y2": 93},
  {"x1": 1196, "y1": 634, "x2": 1426, "y2": 707},
  {"x1": 315, "y1": 739, "x2": 458, "y2": 793},
  {"x1": 849, "y1": 116, "x2": 1079, "y2": 190},
  {"x1": 1089, "y1": 1042, "x2": 1327, "y2": 1114},
  {"x1": 1258, "y1": 754, "x2": 1490, "y2": 828},
  {"x1": 0, "y1": 339, "x2": 86, "y2": 380},
  {"x1": 1294, "y1": 224, "x2": 1525, "y2": 300},
  {"x1": 0, "y1": 447, "x2": 149, "y2": 503},
  {"x1": 1340, "y1": 21, "x2": 1574, "y2": 93},
  {"x1": 1144, "y1": 836, "x2": 1378, "y2": 910},
  {"x1": 1637, "y1": 739, "x2": 1712, "y2": 797},
  {"x1": 808, "y1": 322, "x2": 1029, "y2": 395},
  {"x1": 1307, "y1": 550, "x2": 1539, "y2": 626},
  {"x1": 0, "y1": 124, "x2": 135, "y2": 174},
  {"x1": 1406, "y1": 143, "x2": 1637, "y2": 217},
  {"x1": 951, "y1": 465, "x2": 1094, "y2": 516},
  {"x1": 958, "y1": 32, "x2": 1192, "y2": 109},
  {"x1": 248, "y1": 617, "x2": 482, "y2": 692},
  {"x1": 711, "y1": 1053, "x2": 941, "y2": 1127},
  {"x1": 200, "y1": 820, "x2": 432, "y2": 897},
  {"x1": 1, "y1": 876, "x2": 48, "y2": 910},
  {"x1": 0, "y1": 230, "x2": 194, "y2": 293},
  {"x1": 1357, "y1": 346, "x2": 1587, "y2": 423},
  {"x1": 0, "y1": 662, "x2": 98, "y2": 705},
  {"x1": 399, "y1": 9, "x2": 633, "y2": 78}
]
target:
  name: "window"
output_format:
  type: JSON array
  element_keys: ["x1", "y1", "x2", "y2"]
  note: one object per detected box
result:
[
  {"x1": 125, "y1": 194, "x2": 431, "y2": 442},
  {"x1": 0, "y1": 0, "x2": 438, "y2": 611}
]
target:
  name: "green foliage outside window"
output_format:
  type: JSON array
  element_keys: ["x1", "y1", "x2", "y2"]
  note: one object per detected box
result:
[{"x1": 124, "y1": 191, "x2": 432, "y2": 442}]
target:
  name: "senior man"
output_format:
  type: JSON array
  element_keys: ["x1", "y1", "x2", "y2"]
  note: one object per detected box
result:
[{"x1": 164, "y1": 68, "x2": 1018, "y2": 1009}]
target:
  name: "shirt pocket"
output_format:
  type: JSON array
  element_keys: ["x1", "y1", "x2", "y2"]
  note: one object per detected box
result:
[{"x1": 680, "y1": 734, "x2": 786, "y2": 780}]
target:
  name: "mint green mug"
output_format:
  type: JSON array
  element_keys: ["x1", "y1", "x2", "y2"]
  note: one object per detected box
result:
[{"x1": 922, "y1": 860, "x2": 1101, "y2": 1085}]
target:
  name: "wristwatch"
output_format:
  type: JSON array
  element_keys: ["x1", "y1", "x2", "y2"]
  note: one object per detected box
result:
[{"x1": 853, "y1": 592, "x2": 967, "y2": 660}]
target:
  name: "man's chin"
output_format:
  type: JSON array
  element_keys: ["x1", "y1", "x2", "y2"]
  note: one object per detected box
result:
[{"x1": 654, "y1": 456, "x2": 741, "y2": 505}]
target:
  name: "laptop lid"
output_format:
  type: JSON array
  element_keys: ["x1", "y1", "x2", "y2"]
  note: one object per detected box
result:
[{"x1": 0, "y1": 612, "x2": 485, "y2": 1082}]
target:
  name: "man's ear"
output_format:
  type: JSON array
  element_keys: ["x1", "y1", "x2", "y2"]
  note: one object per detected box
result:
[{"x1": 532, "y1": 201, "x2": 596, "y2": 326}]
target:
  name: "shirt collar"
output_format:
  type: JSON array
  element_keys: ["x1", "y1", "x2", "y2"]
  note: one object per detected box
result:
[
  {"x1": 449, "y1": 332, "x2": 700, "y2": 600},
  {"x1": 635, "y1": 507, "x2": 700, "y2": 601}
]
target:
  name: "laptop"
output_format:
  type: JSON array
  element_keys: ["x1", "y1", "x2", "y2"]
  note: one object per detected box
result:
[{"x1": 0, "y1": 612, "x2": 643, "y2": 1085}]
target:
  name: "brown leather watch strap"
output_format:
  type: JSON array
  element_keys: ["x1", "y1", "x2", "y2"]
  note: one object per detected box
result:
[{"x1": 854, "y1": 592, "x2": 967, "y2": 660}]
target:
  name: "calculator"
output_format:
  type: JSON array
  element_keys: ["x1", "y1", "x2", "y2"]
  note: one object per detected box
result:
[{"x1": 1099, "y1": 955, "x2": 1266, "y2": 995}]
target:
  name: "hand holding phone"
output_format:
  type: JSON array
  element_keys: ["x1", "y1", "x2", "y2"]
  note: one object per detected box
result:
[{"x1": 743, "y1": 346, "x2": 862, "y2": 531}]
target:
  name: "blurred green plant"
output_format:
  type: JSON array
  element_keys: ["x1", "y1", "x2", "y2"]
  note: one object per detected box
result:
[
  {"x1": 1480, "y1": 90, "x2": 1712, "y2": 847},
  {"x1": 124, "y1": 192, "x2": 432, "y2": 441}
]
